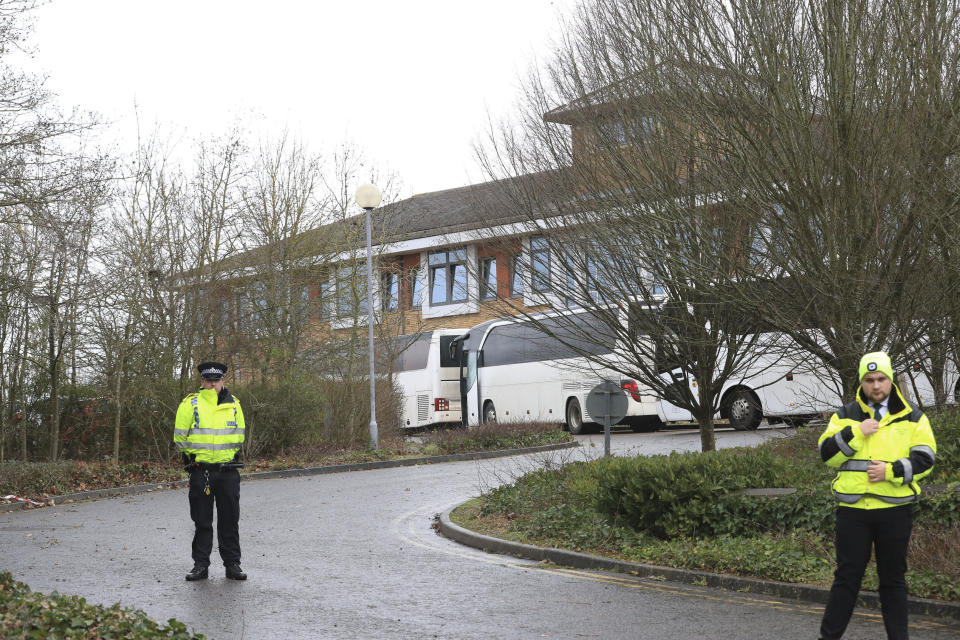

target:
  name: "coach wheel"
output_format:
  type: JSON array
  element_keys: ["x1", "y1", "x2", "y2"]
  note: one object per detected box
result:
[
  {"x1": 724, "y1": 387, "x2": 762, "y2": 431},
  {"x1": 482, "y1": 401, "x2": 497, "y2": 424},
  {"x1": 565, "y1": 398, "x2": 587, "y2": 435}
]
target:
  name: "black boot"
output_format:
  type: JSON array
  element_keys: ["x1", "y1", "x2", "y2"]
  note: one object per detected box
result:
[
  {"x1": 185, "y1": 565, "x2": 208, "y2": 581},
  {"x1": 225, "y1": 564, "x2": 247, "y2": 580}
]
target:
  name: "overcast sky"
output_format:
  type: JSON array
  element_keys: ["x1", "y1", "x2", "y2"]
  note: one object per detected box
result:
[{"x1": 23, "y1": 0, "x2": 578, "y2": 197}]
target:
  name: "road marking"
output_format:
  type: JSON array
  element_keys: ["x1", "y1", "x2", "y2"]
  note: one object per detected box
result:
[
  {"x1": 539, "y1": 567, "x2": 955, "y2": 634},
  {"x1": 392, "y1": 504, "x2": 959, "y2": 636},
  {"x1": 392, "y1": 501, "x2": 539, "y2": 568}
]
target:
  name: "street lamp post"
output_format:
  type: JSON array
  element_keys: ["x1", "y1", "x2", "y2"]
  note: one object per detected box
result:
[{"x1": 355, "y1": 183, "x2": 382, "y2": 450}]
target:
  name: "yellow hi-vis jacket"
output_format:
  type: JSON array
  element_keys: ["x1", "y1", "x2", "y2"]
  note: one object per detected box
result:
[
  {"x1": 173, "y1": 388, "x2": 245, "y2": 464},
  {"x1": 818, "y1": 383, "x2": 936, "y2": 509}
]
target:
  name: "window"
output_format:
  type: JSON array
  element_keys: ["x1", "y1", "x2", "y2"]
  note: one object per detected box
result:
[
  {"x1": 599, "y1": 121, "x2": 627, "y2": 144},
  {"x1": 439, "y1": 335, "x2": 460, "y2": 367},
  {"x1": 564, "y1": 253, "x2": 578, "y2": 308},
  {"x1": 408, "y1": 266, "x2": 423, "y2": 309},
  {"x1": 636, "y1": 116, "x2": 655, "y2": 135},
  {"x1": 318, "y1": 280, "x2": 333, "y2": 319},
  {"x1": 585, "y1": 254, "x2": 619, "y2": 303},
  {"x1": 480, "y1": 258, "x2": 497, "y2": 300},
  {"x1": 336, "y1": 266, "x2": 367, "y2": 316},
  {"x1": 429, "y1": 248, "x2": 467, "y2": 305},
  {"x1": 530, "y1": 236, "x2": 551, "y2": 292},
  {"x1": 215, "y1": 298, "x2": 230, "y2": 326},
  {"x1": 391, "y1": 333, "x2": 431, "y2": 372},
  {"x1": 252, "y1": 281, "x2": 269, "y2": 318},
  {"x1": 381, "y1": 272, "x2": 398, "y2": 312},
  {"x1": 510, "y1": 254, "x2": 524, "y2": 297},
  {"x1": 482, "y1": 313, "x2": 614, "y2": 367},
  {"x1": 598, "y1": 117, "x2": 654, "y2": 145}
]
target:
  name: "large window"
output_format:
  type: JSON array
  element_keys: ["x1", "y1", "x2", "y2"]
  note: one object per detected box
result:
[
  {"x1": 510, "y1": 254, "x2": 524, "y2": 297},
  {"x1": 585, "y1": 254, "x2": 618, "y2": 303},
  {"x1": 336, "y1": 266, "x2": 367, "y2": 316},
  {"x1": 480, "y1": 257, "x2": 497, "y2": 300},
  {"x1": 408, "y1": 266, "x2": 423, "y2": 309},
  {"x1": 381, "y1": 272, "x2": 398, "y2": 312},
  {"x1": 598, "y1": 116, "x2": 655, "y2": 144},
  {"x1": 564, "y1": 253, "x2": 578, "y2": 308},
  {"x1": 429, "y1": 248, "x2": 467, "y2": 305},
  {"x1": 318, "y1": 280, "x2": 333, "y2": 319},
  {"x1": 530, "y1": 236, "x2": 551, "y2": 292}
]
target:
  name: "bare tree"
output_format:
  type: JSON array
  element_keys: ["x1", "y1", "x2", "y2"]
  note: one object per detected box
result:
[
  {"x1": 476, "y1": 0, "x2": 960, "y2": 452},
  {"x1": 571, "y1": 0, "x2": 960, "y2": 395},
  {"x1": 234, "y1": 133, "x2": 329, "y2": 381}
]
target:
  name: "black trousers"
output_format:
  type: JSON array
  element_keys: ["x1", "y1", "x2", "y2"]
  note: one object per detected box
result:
[
  {"x1": 188, "y1": 467, "x2": 241, "y2": 567},
  {"x1": 820, "y1": 504, "x2": 913, "y2": 640}
]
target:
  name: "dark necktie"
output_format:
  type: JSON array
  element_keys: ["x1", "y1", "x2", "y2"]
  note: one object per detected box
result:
[{"x1": 873, "y1": 402, "x2": 883, "y2": 419}]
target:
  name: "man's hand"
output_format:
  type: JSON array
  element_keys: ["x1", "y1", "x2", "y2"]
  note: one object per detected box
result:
[
  {"x1": 181, "y1": 452, "x2": 197, "y2": 471},
  {"x1": 867, "y1": 460, "x2": 887, "y2": 483},
  {"x1": 859, "y1": 418, "x2": 880, "y2": 436}
]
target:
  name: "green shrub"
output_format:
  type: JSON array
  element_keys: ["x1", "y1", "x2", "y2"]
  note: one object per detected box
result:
[
  {"x1": 591, "y1": 447, "x2": 794, "y2": 538},
  {"x1": 421, "y1": 421, "x2": 569, "y2": 455},
  {"x1": 928, "y1": 407, "x2": 960, "y2": 483},
  {"x1": 481, "y1": 464, "x2": 578, "y2": 518},
  {"x1": 915, "y1": 484, "x2": 960, "y2": 527},
  {"x1": 521, "y1": 503, "x2": 641, "y2": 551},
  {"x1": 710, "y1": 489, "x2": 836, "y2": 537},
  {"x1": 0, "y1": 571, "x2": 204, "y2": 638}
]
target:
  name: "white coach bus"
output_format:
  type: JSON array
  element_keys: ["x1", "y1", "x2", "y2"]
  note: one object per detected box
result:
[
  {"x1": 393, "y1": 329, "x2": 466, "y2": 429},
  {"x1": 452, "y1": 312, "x2": 662, "y2": 433},
  {"x1": 656, "y1": 333, "x2": 959, "y2": 430},
  {"x1": 656, "y1": 336, "x2": 841, "y2": 430}
]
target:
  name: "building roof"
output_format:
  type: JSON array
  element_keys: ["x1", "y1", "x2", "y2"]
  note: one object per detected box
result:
[{"x1": 355, "y1": 169, "x2": 565, "y2": 246}]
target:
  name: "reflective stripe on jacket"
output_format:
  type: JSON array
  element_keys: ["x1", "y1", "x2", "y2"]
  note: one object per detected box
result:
[
  {"x1": 818, "y1": 382, "x2": 936, "y2": 509},
  {"x1": 173, "y1": 388, "x2": 245, "y2": 464}
]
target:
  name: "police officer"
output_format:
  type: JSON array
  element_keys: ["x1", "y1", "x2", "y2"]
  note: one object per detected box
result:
[
  {"x1": 173, "y1": 361, "x2": 247, "y2": 581},
  {"x1": 817, "y1": 352, "x2": 937, "y2": 639}
]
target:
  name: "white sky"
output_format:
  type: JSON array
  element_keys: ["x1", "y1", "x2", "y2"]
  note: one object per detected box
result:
[{"x1": 22, "y1": 0, "x2": 578, "y2": 197}]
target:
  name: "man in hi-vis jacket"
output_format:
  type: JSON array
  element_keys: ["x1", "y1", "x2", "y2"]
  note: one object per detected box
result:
[
  {"x1": 817, "y1": 352, "x2": 936, "y2": 639},
  {"x1": 174, "y1": 361, "x2": 247, "y2": 581}
]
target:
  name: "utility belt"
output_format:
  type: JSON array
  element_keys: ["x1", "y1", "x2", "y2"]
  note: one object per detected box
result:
[{"x1": 190, "y1": 461, "x2": 244, "y2": 471}]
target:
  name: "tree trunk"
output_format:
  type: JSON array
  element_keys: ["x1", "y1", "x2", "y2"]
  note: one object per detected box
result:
[
  {"x1": 697, "y1": 413, "x2": 716, "y2": 452},
  {"x1": 48, "y1": 301, "x2": 60, "y2": 462},
  {"x1": 113, "y1": 367, "x2": 122, "y2": 465},
  {"x1": 17, "y1": 321, "x2": 28, "y2": 461}
]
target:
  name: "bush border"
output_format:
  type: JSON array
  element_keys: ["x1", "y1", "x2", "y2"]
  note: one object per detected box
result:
[
  {"x1": 438, "y1": 502, "x2": 960, "y2": 621},
  {"x1": 0, "y1": 441, "x2": 580, "y2": 513}
]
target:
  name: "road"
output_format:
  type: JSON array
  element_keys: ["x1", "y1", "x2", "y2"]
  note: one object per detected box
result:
[{"x1": 1, "y1": 425, "x2": 958, "y2": 639}]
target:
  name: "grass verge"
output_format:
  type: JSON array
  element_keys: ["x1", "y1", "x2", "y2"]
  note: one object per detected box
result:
[
  {"x1": 0, "y1": 422, "x2": 570, "y2": 503},
  {"x1": 451, "y1": 410, "x2": 960, "y2": 602}
]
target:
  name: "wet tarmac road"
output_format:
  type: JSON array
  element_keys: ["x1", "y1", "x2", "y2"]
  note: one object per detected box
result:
[{"x1": 2, "y1": 426, "x2": 958, "y2": 639}]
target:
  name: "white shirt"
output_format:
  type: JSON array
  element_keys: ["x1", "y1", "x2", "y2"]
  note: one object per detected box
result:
[{"x1": 872, "y1": 397, "x2": 889, "y2": 419}]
